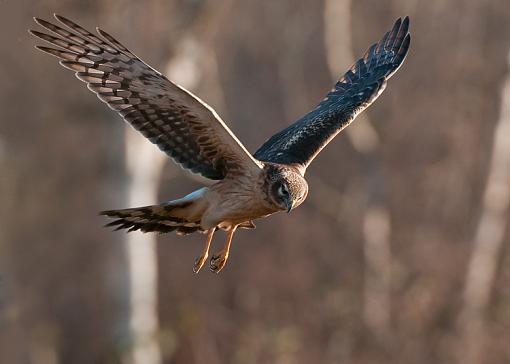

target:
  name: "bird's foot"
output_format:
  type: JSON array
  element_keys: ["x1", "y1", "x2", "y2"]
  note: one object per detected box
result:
[
  {"x1": 193, "y1": 254, "x2": 208, "y2": 274},
  {"x1": 210, "y1": 250, "x2": 229, "y2": 273}
]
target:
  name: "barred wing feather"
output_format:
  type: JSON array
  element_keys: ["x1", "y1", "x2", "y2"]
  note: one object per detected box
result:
[{"x1": 31, "y1": 15, "x2": 262, "y2": 180}]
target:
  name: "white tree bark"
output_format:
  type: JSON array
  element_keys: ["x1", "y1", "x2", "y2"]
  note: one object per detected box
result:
[
  {"x1": 458, "y1": 49, "x2": 510, "y2": 364},
  {"x1": 125, "y1": 129, "x2": 165, "y2": 364}
]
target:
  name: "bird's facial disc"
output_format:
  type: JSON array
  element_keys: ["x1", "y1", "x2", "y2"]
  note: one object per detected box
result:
[{"x1": 271, "y1": 176, "x2": 307, "y2": 213}]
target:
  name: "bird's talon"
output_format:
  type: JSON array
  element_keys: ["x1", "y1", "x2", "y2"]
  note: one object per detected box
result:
[
  {"x1": 193, "y1": 255, "x2": 207, "y2": 273},
  {"x1": 210, "y1": 252, "x2": 228, "y2": 273}
]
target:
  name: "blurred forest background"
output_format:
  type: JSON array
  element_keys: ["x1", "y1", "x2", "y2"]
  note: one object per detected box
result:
[{"x1": 1, "y1": 0, "x2": 510, "y2": 363}]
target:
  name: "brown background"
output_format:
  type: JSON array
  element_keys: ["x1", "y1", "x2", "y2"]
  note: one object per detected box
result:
[{"x1": 1, "y1": 0, "x2": 510, "y2": 363}]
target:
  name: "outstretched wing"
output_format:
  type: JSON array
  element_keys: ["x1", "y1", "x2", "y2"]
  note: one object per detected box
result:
[
  {"x1": 254, "y1": 17, "x2": 410, "y2": 170},
  {"x1": 30, "y1": 15, "x2": 262, "y2": 180}
]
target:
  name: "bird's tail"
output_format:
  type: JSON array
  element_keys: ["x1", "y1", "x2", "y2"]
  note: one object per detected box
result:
[{"x1": 100, "y1": 188, "x2": 208, "y2": 235}]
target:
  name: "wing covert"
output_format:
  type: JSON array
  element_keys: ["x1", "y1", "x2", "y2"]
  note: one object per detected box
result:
[
  {"x1": 254, "y1": 17, "x2": 410, "y2": 170},
  {"x1": 31, "y1": 15, "x2": 262, "y2": 180}
]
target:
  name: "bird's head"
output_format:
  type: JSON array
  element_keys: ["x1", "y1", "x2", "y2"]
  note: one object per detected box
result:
[{"x1": 264, "y1": 165, "x2": 308, "y2": 213}]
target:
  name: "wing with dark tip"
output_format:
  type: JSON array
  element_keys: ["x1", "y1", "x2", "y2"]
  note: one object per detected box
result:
[
  {"x1": 254, "y1": 17, "x2": 410, "y2": 170},
  {"x1": 30, "y1": 15, "x2": 262, "y2": 180}
]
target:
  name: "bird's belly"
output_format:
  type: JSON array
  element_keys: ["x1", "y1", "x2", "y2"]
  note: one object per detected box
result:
[
  {"x1": 219, "y1": 205, "x2": 274, "y2": 225},
  {"x1": 202, "y1": 195, "x2": 277, "y2": 230}
]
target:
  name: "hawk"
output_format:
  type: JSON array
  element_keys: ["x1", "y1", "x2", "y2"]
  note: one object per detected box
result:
[{"x1": 30, "y1": 15, "x2": 410, "y2": 273}]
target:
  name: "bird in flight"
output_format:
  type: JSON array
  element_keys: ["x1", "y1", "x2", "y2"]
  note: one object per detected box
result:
[{"x1": 30, "y1": 15, "x2": 410, "y2": 273}]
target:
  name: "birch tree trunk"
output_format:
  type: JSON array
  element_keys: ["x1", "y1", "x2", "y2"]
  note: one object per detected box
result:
[
  {"x1": 458, "y1": 48, "x2": 510, "y2": 364},
  {"x1": 123, "y1": 130, "x2": 165, "y2": 364}
]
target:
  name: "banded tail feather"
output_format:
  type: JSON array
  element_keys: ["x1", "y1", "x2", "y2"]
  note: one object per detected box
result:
[
  {"x1": 101, "y1": 204, "x2": 204, "y2": 235},
  {"x1": 101, "y1": 188, "x2": 209, "y2": 235}
]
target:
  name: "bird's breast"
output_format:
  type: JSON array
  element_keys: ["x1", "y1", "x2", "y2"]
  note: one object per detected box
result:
[{"x1": 202, "y1": 178, "x2": 278, "y2": 228}]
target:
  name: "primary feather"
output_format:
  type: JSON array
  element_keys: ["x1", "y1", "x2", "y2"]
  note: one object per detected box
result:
[{"x1": 254, "y1": 17, "x2": 410, "y2": 170}]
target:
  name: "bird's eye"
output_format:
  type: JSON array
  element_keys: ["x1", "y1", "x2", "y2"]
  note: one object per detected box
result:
[{"x1": 277, "y1": 183, "x2": 289, "y2": 196}]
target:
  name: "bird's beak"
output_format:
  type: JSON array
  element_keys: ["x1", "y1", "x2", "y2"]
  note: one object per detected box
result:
[{"x1": 286, "y1": 198, "x2": 294, "y2": 213}]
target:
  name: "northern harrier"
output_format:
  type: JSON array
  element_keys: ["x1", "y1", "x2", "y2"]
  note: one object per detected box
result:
[{"x1": 30, "y1": 15, "x2": 410, "y2": 273}]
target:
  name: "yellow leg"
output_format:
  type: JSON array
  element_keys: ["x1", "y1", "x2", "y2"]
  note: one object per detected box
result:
[
  {"x1": 210, "y1": 226, "x2": 237, "y2": 273},
  {"x1": 193, "y1": 228, "x2": 215, "y2": 273}
]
